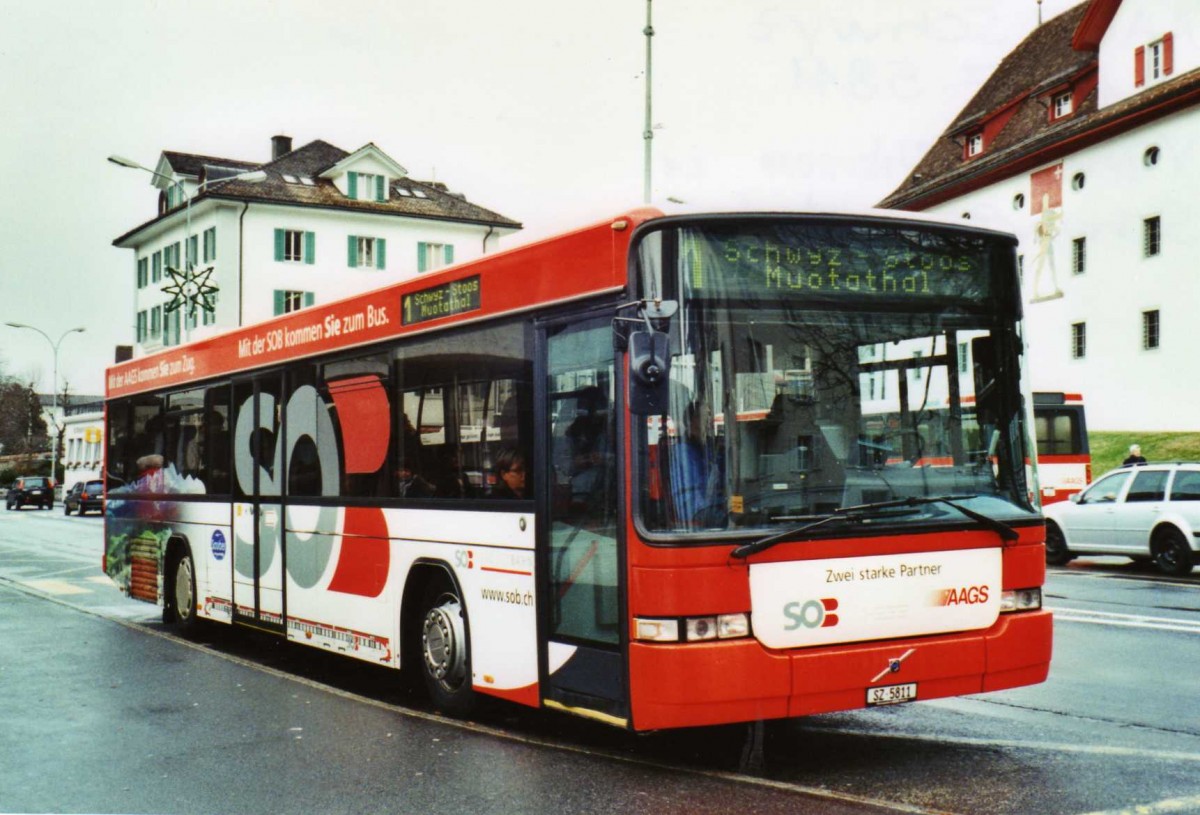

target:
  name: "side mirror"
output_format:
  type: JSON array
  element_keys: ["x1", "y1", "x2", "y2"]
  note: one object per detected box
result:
[
  {"x1": 628, "y1": 330, "x2": 670, "y2": 415},
  {"x1": 1070, "y1": 492, "x2": 1082, "y2": 504}
]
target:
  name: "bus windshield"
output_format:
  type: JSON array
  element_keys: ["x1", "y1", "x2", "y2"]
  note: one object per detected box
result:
[{"x1": 634, "y1": 218, "x2": 1035, "y2": 536}]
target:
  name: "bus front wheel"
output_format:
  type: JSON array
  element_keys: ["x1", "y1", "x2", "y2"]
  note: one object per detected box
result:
[{"x1": 419, "y1": 581, "x2": 475, "y2": 715}]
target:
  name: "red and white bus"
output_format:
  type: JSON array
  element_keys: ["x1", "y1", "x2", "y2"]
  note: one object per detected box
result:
[
  {"x1": 1032, "y1": 392, "x2": 1090, "y2": 505},
  {"x1": 103, "y1": 208, "x2": 1051, "y2": 730}
]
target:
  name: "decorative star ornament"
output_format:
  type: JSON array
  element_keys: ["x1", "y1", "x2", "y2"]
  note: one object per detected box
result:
[{"x1": 163, "y1": 264, "x2": 219, "y2": 319}]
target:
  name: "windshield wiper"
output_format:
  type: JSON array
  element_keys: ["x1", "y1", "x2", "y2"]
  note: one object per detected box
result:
[
  {"x1": 731, "y1": 505, "x2": 922, "y2": 559},
  {"x1": 849, "y1": 494, "x2": 1019, "y2": 544},
  {"x1": 730, "y1": 493, "x2": 1017, "y2": 560}
]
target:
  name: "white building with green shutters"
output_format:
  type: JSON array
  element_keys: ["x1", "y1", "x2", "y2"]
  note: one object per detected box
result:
[{"x1": 113, "y1": 135, "x2": 521, "y2": 357}]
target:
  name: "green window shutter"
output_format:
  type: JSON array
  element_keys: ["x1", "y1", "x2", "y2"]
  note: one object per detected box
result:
[
  {"x1": 444, "y1": 244, "x2": 454, "y2": 265},
  {"x1": 377, "y1": 238, "x2": 386, "y2": 270},
  {"x1": 348, "y1": 235, "x2": 358, "y2": 267},
  {"x1": 417, "y1": 242, "x2": 427, "y2": 273},
  {"x1": 274, "y1": 229, "x2": 285, "y2": 261},
  {"x1": 348, "y1": 172, "x2": 358, "y2": 200},
  {"x1": 376, "y1": 175, "x2": 385, "y2": 202},
  {"x1": 305, "y1": 231, "x2": 315, "y2": 265},
  {"x1": 304, "y1": 292, "x2": 315, "y2": 308},
  {"x1": 273, "y1": 290, "x2": 285, "y2": 316}
]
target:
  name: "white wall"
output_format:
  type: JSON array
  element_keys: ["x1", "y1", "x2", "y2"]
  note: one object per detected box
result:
[{"x1": 924, "y1": 107, "x2": 1200, "y2": 431}]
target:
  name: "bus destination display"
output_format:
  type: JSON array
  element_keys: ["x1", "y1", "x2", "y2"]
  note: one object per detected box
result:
[
  {"x1": 685, "y1": 226, "x2": 994, "y2": 302},
  {"x1": 402, "y1": 275, "x2": 482, "y2": 326}
]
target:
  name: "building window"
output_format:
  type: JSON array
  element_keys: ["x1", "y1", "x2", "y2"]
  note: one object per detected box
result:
[
  {"x1": 967, "y1": 132, "x2": 983, "y2": 157},
  {"x1": 150, "y1": 306, "x2": 162, "y2": 338},
  {"x1": 162, "y1": 242, "x2": 181, "y2": 274},
  {"x1": 137, "y1": 258, "x2": 149, "y2": 289},
  {"x1": 186, "y1": 235, "x2": 199, "y2": 269},
  {"x1": 1071, "y1": 172, "x2": 1086, "y2": 191},
  {"x1": 1143, "y1": 310, "x2": 1160, "y2": 350},
  {"x1": 1052, "y1": 91, "x2": 1073, "y2": 119},
  {"x1": 202, "y1": 293, "x2": 218, "y2": 326},
  {"x1": 1143, "y1": 146, "x2": 1160, "y2": 167},
  {"x1": 152, "y1": 251, "x2": 162, "y2": 283},
  {"x1": 418, "y1": 242, "x2": 454, "y2": 272},
  {"x1": 348, "y1": 235, "x2": 387, "y2": 270},
  {"x1": 350, "y1": 172, "x2": 385, "y2": 202},
  {"x1": 1143, "y1": 216, "x2": 1161, "y2": 257},
  {"x1": 274, "y1": 290, "x2": 314, "y2": 315},
  {"x1": 1012, "y1": 193, "x2": 1025, "y2": 211},
  {"x1": 1071, "y1": 322, "x2": 1086, "y2": 359},
  {"x1": 136, "y1": 310, "x2": 148, "y2": 343},
  {"x1": 1135, "y1": 35, "x2": 1173, "y2": 87},
  {"x1": 202, "y1": 227, "x2": 216, "y2": 263},
  {"x1": 274, "y1": 229, "x2": 315, "y2": 264},
  {"x1": 1072, "y1": 237, "x2": 1087, "y2": 275}
]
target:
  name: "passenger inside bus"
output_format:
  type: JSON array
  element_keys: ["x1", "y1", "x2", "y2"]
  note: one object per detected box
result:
[
  {"x1": 491, "y1": 448, "x2": 527, "y2": 499},
  {"x1": 565, "y1": 386, "x2": 611, "y2": 511},
  {"x1": 669, "y1": 401, "x2": 725, "y2": 526}
]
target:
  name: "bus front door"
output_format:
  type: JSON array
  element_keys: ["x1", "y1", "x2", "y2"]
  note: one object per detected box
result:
[
  {"x1": 540, "y1": 317, "x2": 628, "y2": 726},
  {"x1": 231, "y1": 374, "x2": 285, "y2": 630}
]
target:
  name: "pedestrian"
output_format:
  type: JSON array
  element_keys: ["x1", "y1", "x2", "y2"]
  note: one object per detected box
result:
[{"x1": 1123, "y1": 444, "x2": 1147, "y2": 466}]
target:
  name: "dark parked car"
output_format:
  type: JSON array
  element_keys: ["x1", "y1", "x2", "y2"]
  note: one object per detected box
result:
[
  {"x1": 6, "y1": 476, "x2": 54, "y2": 510},
  {"x1": 64, "y1": 479, "x2": 105, "y2": 516}
]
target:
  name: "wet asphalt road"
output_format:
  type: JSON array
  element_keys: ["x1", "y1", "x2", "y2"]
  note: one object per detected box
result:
[{"x1": 2, "y1": 507, "x2": 1200, "y2": 814}]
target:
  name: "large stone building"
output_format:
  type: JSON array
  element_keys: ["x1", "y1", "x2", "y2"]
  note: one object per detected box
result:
[
  {"x1": 880, "y1": 0, "x2": 1200, "y2": 431},
  {"x1": 112, "y1": 136, "x2": 521, "y2": 357}
]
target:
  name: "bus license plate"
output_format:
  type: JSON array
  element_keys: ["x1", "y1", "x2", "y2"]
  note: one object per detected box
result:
[{"x1": 867, "y1": 683, "x2": 917, "y2": 706}]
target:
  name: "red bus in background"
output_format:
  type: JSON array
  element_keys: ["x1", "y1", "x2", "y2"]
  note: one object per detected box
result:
[
  {"x1": 103, "y1": 208, "x2": 1050, "y2": 731},
  {"x1": 1033, "y1": 392, "x2": 1090, "y2": 505}
]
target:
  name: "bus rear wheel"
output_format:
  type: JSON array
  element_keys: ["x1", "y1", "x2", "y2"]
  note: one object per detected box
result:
[
  {"x1": 419, "y1": 581, "x2": 475, "y2": 716},
  {"x1": 166, "y1": 547, "x2": 201, "y2": 637}
]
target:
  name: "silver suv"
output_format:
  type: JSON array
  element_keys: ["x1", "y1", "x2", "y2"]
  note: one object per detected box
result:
[{"x1": 1043, "y1": 462, "x2": 1200, "y2": 576}]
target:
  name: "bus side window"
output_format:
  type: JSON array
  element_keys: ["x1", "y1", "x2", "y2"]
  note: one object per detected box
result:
[
  {"x1": 129, "y1": 395, "x2": 165, "y2": 493},
  {"x1": 204, "y1": 386, "x2": 231, "y2": 495}
]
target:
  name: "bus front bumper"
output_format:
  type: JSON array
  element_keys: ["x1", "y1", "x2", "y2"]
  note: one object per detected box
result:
[{"x1": 627, "y1": 609, "x2": 1052, "y2": 731}]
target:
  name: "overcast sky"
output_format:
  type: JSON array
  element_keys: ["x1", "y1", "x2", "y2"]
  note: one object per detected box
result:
[{"x1": 0, "y1": 0, "x2": 1083, "y2": 396}]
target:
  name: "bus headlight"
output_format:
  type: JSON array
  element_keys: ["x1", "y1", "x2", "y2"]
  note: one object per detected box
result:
[
  {"x1": 635, "y1": 613, "x2": 750, "y2": 642},
  {"x1": 1000, "y1": 588, "x2": 1042, "y2": 612},
  {"x1": 635, "y1": 618, "x2": 679, "y2": 642}
]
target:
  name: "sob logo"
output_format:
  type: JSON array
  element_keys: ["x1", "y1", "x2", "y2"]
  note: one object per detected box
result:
[
  {"x1": 783, "y1": 598, "x2": 840, "y2": 630},
  {"x1": 937, "y1": 585, "x2": 990, "y2": 606}
]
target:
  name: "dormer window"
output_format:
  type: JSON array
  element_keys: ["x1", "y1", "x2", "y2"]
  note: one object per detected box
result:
[
  {"x1": 1136, "y1": 33, "x2": 1174, "y2": 87},
  {"x1": 966, "y1": 132, "x2": 984, "y2": 158},
  {"x1": 1051, "y1": 91, "x2": 1073, "y2": 120},
  {"x1": 349, "y1": 171, "x2": 387, "y2": 202}
]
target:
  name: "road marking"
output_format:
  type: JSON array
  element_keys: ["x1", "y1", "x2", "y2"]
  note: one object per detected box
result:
[
  {"x1": 1074, "y1": 794, "x2": 1200, "y2": 815},
  {"x1": 813, "y1": 718, "x2": 1200, "y2": 764},
  {"x1": 21, "y1": 579, "x2": 90, "y2": 596},
  {"x1": 1048, "y1": 606, "x2": 1200, "y2": 634},
  {"x1": 86, "y1": 575, "x2": 115, "y2": 586}
]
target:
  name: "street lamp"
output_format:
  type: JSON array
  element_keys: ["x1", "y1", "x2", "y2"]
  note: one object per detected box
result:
[
  {"x1": 107, "y1": 154, "x2": 265, "y2": 341},
  {"x1": 5, "y1": 323, "x2": 86, "y2": 493},
  {"x1": 643, "y1": 0, "x2": 654, "y2": 203}
]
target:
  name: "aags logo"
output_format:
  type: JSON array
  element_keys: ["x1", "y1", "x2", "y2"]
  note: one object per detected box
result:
[
  {"x1": 937, "y1": 585, "x2": 990, "y2": 606},
  {"x1": 783, "y1": 598, "x2": 840, "y2": 630}
]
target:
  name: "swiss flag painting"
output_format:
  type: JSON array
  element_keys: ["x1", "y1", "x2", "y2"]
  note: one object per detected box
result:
[{"x1": 1030, "y1": 163, "x2": 1064, "y2": 215}]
